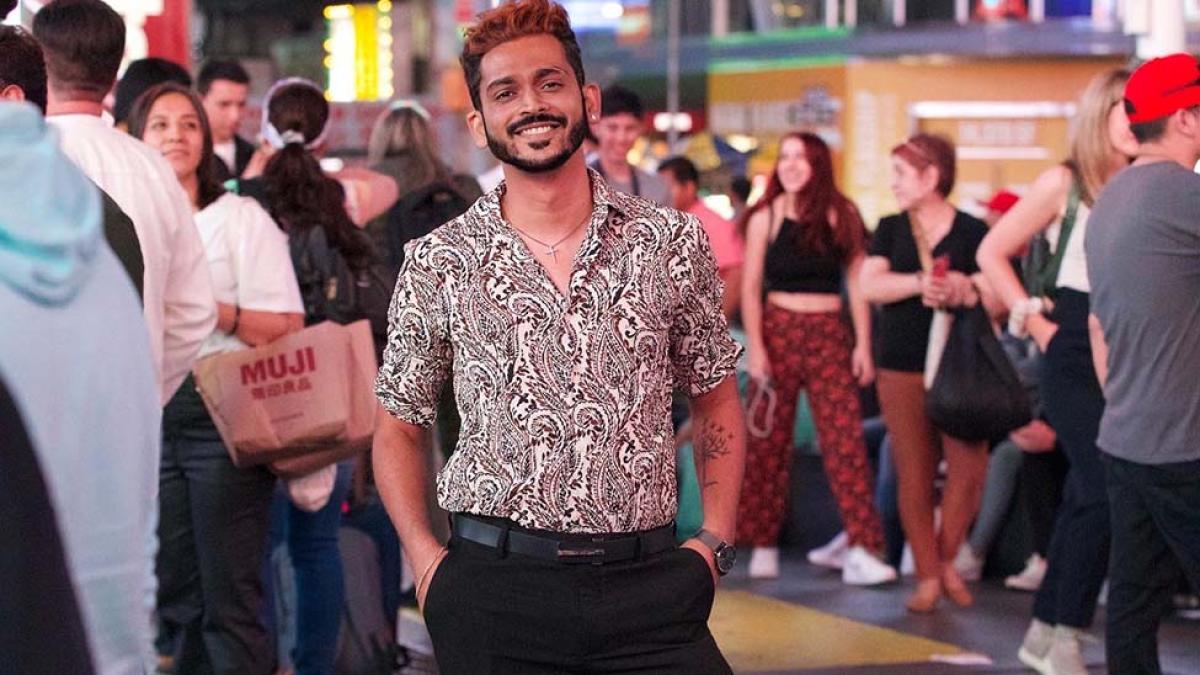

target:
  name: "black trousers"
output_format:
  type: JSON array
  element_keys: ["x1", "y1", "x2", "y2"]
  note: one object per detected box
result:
[
  {"x1": 423, "y1": 529, "x2": 731, "y2": 674},
  {"x1": 1020, "y1": 446, "x2": 1067, "y2": 556},
  {"x1": 1033, "y1": 291, "x2": 1110, "y2": 629},
  {"x1": 1104, "y1": 454, "x2": 1200, "y2": 675},
  {"x1": 158, "y1": 384, "x2": 276, "y2": 675}
]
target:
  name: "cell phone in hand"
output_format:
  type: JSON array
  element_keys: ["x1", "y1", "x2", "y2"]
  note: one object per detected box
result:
[{"x1": 932, "y1": 254, "x2": 951, "y2": 279}]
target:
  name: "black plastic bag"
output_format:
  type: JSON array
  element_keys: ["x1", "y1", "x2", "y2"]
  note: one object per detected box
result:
[{"x1": 926, "y1": 304, "x2": 1032, "y2": 442}]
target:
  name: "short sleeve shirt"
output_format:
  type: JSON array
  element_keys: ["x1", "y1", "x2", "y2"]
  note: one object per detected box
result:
[
  {"x1": 375, "y1": 172, "x2": 742, "y2": 533},
  {"x1": 194, "y1": 193, "x2": 304, "y2": 358},
  {"x1": 1086, "y1": 162, "x2": 1200, "y2": 464},
  {"x1": 867, "y1": 210, "x2": 988, "y2": 372}
]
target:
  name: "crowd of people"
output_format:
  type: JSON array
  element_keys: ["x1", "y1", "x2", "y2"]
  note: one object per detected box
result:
[{"x1": 1, "y1": 1, "x2": 1197, "y2": 675}]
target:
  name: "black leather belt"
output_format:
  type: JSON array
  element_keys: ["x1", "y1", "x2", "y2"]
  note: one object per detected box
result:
[{"x1": 451, "y1": 514, "x2": 677, "y2": 565}]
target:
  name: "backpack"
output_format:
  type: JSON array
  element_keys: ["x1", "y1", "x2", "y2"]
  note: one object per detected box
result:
[
  {"x1": 383, "y1": 180, "x2": 472, "y2": 268},
  {"x1": 234, "y1": 178, "x2": 395, "y2": 343},
  {"x1": 288, "y1": 225, "x2": 393, "y2": 340}
]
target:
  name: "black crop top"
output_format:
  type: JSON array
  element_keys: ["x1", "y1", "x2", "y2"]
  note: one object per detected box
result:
[{"x1": 763, "y1": 217, "x2": 843, "y2": 294}]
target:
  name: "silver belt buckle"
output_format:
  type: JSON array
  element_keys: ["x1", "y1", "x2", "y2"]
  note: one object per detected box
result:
[{"x1": 556, "y1": 544, "x2": 607, "y2": 564}]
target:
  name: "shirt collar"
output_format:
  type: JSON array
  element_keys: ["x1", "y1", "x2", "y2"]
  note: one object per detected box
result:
[{"x1": 470, "y1": 167, "x2": 628, "y2": 236}]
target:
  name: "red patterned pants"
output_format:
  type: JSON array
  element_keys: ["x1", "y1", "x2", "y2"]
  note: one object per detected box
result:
[{"x1": 737, "y1": 306, "x2": 886, "y2": 552}]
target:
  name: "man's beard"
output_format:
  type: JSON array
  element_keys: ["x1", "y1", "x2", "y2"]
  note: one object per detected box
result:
[{"x1": 484, "y1": 111, "x2": 588, "y2": 174}]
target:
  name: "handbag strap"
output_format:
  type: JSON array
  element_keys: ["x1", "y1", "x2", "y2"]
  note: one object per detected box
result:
[
  {"x1": 908, "y1": 211, "x2": 934, "y2": 274},
  {"x1": 1037, "y1": 173, "x2": 1082, "y2": 296}
]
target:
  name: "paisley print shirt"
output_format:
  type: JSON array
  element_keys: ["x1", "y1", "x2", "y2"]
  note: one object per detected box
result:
[{"x1": 375, "y1": 171, "x2": 741, "y2": 533}]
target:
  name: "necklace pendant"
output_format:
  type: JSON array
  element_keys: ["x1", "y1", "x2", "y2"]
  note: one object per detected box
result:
[{"x1": 546, "y1": 246, "x2": 558, "y2": 262}]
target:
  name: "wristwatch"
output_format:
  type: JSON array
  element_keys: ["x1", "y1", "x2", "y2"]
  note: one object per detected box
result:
[{"x1": 695, "y1": 529, "x2": 737, "y2": 576}]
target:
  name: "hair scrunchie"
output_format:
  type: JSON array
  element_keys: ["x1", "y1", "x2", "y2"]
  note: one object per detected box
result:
[{"x1": 259, "y1": 77, "x2": 331, "y2": 151}]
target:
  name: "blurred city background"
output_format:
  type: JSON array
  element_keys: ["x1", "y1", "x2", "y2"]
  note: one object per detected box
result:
[
  {"x1": 5, "y1": 2, "x2": 1199, "y2": 673},
  {"x1": 7, "y1": 0, "x2": 1193, "y2": 228}
]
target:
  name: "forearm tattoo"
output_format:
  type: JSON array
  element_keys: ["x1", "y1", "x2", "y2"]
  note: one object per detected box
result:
[{"x1": 695, "y1": 417, "x2": 733, "y2": 490}]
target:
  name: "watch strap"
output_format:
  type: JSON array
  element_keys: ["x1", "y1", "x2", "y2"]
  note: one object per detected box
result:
[{"x1": 695, "y1": 528, "x2": 724, "y2": 551}]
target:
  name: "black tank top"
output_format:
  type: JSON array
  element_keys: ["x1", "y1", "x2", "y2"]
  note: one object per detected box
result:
[{"x1": 763, "y1": 217, "x2": 843, "y2": 294}]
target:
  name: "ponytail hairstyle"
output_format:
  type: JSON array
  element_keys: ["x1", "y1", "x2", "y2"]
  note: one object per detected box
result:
[
  {"x1": 260, "y1": 78, "x2": 371, "y2": 269},
  {"x1": 741, "y1": 131, "x2": 866, "y2": 263}
]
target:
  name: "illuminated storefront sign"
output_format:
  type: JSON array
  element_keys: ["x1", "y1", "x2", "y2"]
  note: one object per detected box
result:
[{"x1": 324, "y1": 1, "x2": 395, "y2": 102}]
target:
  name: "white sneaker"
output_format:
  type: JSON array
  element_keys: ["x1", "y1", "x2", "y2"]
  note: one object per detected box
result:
[
  {"x1": 953, "y1": 543, "x2": 984, "y2": 582},
  {"x1": 806, "y1": 531, "x2": 849, "y2": 570},
  {"x1": 748, "y1": 546, "x2": 780, "y2": 579},
  {"x1": 841, "y1": 545, "x2": 898, "y2": 586},
  {"x1": 1042, "y1": 626, "x2": 1091, "y2": 675},
  {"x1": 1017, "y1": 619, "x2": 1055, "y2": 673},
  {"x1": 1005, "y1": 553, "x2": 1047, "y2": 592}
]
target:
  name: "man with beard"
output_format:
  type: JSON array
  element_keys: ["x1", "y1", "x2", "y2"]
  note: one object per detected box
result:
[{"x1": 371, "y1": 1, "x2": 745, "y2": 673}]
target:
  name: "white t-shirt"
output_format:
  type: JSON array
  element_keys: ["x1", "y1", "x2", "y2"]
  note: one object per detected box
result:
[
  {"x1": 194, "y1": 192, "x2": 304, "y2": 358},
  {"x1": 213, "y1": 139, "x2": 236, "y2": 175},
  {"x1": 49, "y1": 114, "x2": 217, "y2": 403}
]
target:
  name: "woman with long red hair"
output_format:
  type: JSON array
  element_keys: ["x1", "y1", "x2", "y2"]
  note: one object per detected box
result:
[{"x1": 738, "y1": 132, "x2": 896, "y2": 585}]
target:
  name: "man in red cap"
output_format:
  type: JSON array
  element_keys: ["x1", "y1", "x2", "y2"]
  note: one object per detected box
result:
[{"x1": 1085, "y1": 53, "x2": 1200, "y2": 675}]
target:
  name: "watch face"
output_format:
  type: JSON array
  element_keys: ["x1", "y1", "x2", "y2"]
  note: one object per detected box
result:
[{"x1": 715, "y1": 543, "x2": 737, "y2": 574}]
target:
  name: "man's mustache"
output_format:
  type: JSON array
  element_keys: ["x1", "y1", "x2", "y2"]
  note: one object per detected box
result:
[{"x1": 507, "y1": 113, "x2": 568, "y2": 136}]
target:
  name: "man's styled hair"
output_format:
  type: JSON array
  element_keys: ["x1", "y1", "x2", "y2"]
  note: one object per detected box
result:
[
  {"x1": 600, "y1": 84, "x2": 643, "y2": 119},
  {"x1": 0, "y1": 26, "x2": 48, "y2": 114},
  {"x1": 460, "y1": 0, "x2": 585, "y2": 111},
  {"x1": 32, "y1": 0, "x2": 125, "y2": 102},
  {"x1": 1127, "y1": 111, "x2": 1168, "y2": 145},
  {"x1": 1123, "y1": 104, "x2": 1200, "y2": 145},
  {"x1": 659, "y1": 156, "x2": 699, "y2": 186},
  {"x1": 197, "y1": 59, "x2": 251, "y2": 96}
]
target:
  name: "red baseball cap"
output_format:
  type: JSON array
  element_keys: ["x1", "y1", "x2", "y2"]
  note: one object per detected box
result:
[
  {"x1": 979, "y1": 189, "x2": 1020, "y2": 214},
  {"x1": 1124, "y1": 53, "x2": 1200, "y2": 124}
]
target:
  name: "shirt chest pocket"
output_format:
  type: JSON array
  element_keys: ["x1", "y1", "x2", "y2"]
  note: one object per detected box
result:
[{"x1": 604, "y1": 281, "x2": 670, "y2": 365}]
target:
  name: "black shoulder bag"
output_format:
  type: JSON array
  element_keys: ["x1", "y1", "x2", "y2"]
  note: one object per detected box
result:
[{"x1": 926, "y1": 303, "x2": 1033, "y2": 442}]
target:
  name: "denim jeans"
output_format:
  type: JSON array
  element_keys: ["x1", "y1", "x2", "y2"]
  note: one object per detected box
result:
[
  {"x1": 1032, "y1": 318, "x2": 1109, "y2": 629},
  {"x1": 968, "y1": 440, "x2": 1024, "y2": 558},
  {"x1": 874, "y1": 434, "x2": 905, "y2": 568},
  {"x1": 271, "y1": 460, "x2": 354, "y2": 675},
  {"x1": 1104, "y1": 454, "x2": 1200, "y2": 675}
]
